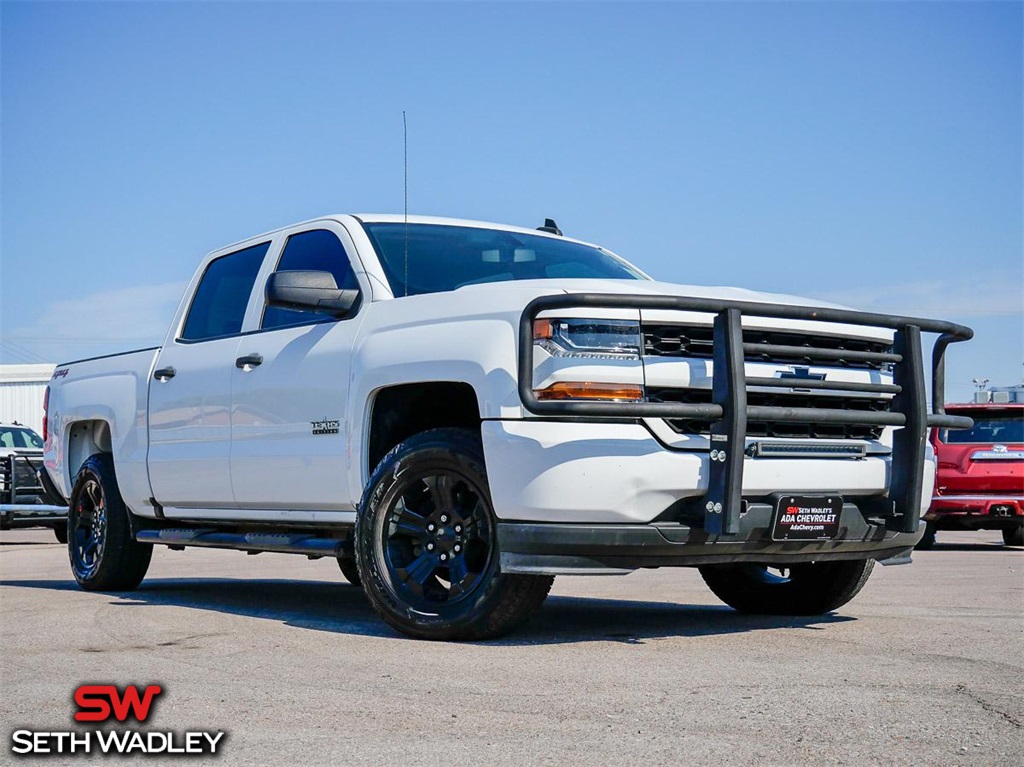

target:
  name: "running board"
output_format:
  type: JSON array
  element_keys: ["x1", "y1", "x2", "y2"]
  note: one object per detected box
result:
[{"x1": 136, "y1": 528, "x2": 345, "y2": 558}]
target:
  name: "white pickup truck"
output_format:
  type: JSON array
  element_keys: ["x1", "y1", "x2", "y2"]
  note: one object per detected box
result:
[{"x1": 43, "y1": 214, "x2": 973, "y2": 640}]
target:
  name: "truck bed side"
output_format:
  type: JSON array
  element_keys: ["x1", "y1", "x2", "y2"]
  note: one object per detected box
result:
[{"x1": 44, "y1": 348, "x2": 161, "y2": 512}]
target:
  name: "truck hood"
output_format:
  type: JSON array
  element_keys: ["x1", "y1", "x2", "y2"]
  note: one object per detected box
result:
[
  {"x1": 454, "y1": 278, "x2": 890, "y2": 341},
  {"x1": 455, "y1": 278, "x2": 853, "y2": 312}
]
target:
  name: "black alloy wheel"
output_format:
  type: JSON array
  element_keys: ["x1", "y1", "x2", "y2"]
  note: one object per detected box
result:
[
  {"x1": 71, "y1": 477, "x2": 107, "y2": 581},
  {"x1": 379, "y1": 469, "x2": 493, "y2": 611},
  {"x1": 356, "y1": 428, "x2": 552, "y2": 640},
  {"x1": 67, "y1": 453, "x2": 152, "y2": 591}
]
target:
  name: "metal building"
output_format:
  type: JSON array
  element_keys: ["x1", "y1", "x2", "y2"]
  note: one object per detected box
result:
[
  {"x1": 973, "y1": 384, "x2": 1024, "y2": 405},
  {"x1": 989, "y1": 384, "x2": 1024, "y2": 404},
  {"x1": 0, "y1": 364, "x2": 55, "y2": 435}
]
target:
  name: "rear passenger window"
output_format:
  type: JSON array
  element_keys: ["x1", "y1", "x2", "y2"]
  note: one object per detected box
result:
[
  {"x1": 261, "y1": 229, "x2": 360, "y2": 330},
  {"x1": 181, "y1": 242, "x2": 270, "y2": 341}
]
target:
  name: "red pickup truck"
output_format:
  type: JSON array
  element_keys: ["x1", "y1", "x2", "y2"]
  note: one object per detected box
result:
[{"x1": 919, "y1": 402, "x2": 1024, "y2": 548}]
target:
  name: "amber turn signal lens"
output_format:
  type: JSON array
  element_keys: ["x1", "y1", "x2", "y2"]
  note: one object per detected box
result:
[
  {"x1": 534, "y1": 382, "x2": 644, "y2": 401},
  {"x1": 533, "y1": 319, "x2": 554, "y2": 340}
]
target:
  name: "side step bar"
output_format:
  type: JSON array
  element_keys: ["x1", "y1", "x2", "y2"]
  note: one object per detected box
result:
[{"x1": 136, "y1": 528, "x2": 346, "y2": 558}]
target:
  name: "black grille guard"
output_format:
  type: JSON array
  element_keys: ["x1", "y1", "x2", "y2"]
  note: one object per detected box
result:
[{"x1": 517, "y1": 293, "x2": 974, "y2": 536}]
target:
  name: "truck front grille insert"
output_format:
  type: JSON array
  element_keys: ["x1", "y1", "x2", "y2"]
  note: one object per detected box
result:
[
  {"x1": 643, "y1": 324, "x2": 895, "y2": 371},
  {"x1": 647, "y1": 387, "x2": 889, "y2": 440}
]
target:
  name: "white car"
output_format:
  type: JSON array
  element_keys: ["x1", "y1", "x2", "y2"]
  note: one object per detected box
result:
[{"x1": 42, "y1": 214, "x2": 972, "y2": 639}]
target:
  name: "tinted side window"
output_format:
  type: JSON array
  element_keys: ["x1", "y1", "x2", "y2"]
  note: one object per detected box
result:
[
  {"x1": 262, "y1": 229, "x2": 360, "y2": 330},
  {"x1": 181, "y1": 242, "x2": 270, "y2": 341}
]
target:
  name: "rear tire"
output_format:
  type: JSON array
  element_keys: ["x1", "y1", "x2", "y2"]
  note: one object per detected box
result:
[
  {"x1": 915, "y1": 520, "x2": 937, "y2": 550},
  {"x1": 1002, "y1": 527, "x2": 1023, "y2": 547},
  {"x1": 52, "y1": 523, "x2": 68, "y2": 544},
  {"x1": 699, "y1": 559, "x2": 875, "y2": 615},
  {"x1": 337, "y1": 556, "x2": 362, "y2": 586},
  {"x1": 68, "y1": 454, "x2": 152, "y2": 591},
  {"x1": 355, "y1": 428, "x2": 552, "y2": 641}
]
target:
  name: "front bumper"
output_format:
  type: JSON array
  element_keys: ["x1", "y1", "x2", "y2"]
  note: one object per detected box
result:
[
  {"x1": 483, "y1": 419, "x2": 935, "y2": 525},
  {"x1": 925, "y1": 496, "x2": 1024, "y2": 530},
  {"x1": 0, "y1": 504, "x2": 68, "y2": 529},
  {"x1": 498, "y1": 500, "x2": 918, "y2": 574}
]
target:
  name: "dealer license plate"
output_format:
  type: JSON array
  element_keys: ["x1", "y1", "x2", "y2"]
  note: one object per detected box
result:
[{"x1": 772, "y1": 495, "x2": 843, "y2": 541}]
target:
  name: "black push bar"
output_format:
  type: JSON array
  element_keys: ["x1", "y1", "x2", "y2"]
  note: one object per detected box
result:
[{"x1": 517, "y1": 293, "x2": 973, "y2": 537}]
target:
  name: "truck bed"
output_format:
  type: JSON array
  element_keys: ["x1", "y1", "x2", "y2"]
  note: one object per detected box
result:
[{"x1": 46, "y1": 346, "x2": 161, "y2": 504}]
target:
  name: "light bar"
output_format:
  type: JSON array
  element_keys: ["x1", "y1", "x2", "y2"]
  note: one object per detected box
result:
[{"x1": 746, "y1": 442, "x2": 868, "y2": 459}]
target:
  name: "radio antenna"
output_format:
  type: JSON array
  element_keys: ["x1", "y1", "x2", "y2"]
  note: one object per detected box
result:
[{"x1": 403, "y1": 110, "x2": 409, "y2": 297}]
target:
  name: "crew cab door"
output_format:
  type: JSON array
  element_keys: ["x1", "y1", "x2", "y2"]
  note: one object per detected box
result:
[
  {"x1": 147, "y1": 240, "x2": 271, "y2": 509},
  {"x1": 229, "y1": 224, "x2": 365, "y2": 513}
]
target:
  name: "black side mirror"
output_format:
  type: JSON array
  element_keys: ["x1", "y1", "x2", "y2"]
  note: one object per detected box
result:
[{"x1": 265, "y1": 271, "x2": 359, "y2": 317}]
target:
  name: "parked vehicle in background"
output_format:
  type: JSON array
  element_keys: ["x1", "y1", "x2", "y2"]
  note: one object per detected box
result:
[
  {"x1": 0, "y1": 422, "x2": 67, "y2": 542},
  {"x1": 919, "y1": 402, "x2": 1024, "y2": 548},
  {"x1": 42, "y1": 214, "x2": 973, "y2": 640}
]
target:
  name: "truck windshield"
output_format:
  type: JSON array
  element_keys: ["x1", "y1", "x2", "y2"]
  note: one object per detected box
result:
[
  {"x1": 941, "y1": 411, "x2": 1024, "y2": 444},
  {"x1": 362, "y1": 223, "x2": 648, "y2": 297},
  {"x1": 0, "y1": 427, "x2": 43, "y2": 449}
]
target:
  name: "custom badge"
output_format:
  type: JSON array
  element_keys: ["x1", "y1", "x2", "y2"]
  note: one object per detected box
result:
[{"x1": 311, "y1": 418, "x2": 340, "y2": 435}]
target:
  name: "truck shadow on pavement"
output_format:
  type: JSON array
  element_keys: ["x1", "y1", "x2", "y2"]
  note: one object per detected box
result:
[
  {"x1": 0, "y1": 540, "x2": 62, "y2": 546},
  {"x1": 925, "y1": 542, "x2": 1021, "y2": 552},
  {"x1": 3, "y1": 577, "x2": 853, "y2": 645}
]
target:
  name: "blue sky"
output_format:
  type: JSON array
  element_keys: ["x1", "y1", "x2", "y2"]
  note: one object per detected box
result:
[{"x1": 1, "y1": 0, "x2": 1021, "y2": 402}]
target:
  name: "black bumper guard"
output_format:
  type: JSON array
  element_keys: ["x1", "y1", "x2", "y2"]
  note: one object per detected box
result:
[
  {"x1": 1, "y1": 452, "x2": 45, "y2": 504},
  {"x1": 518, "y1": 294, "x2": 973, "y2": 536}
]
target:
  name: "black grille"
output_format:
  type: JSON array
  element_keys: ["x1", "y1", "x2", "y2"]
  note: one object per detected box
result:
[
  {"x1": 647, "y1": 387, "x2": 889, "y2": 440},
  {"x1": 643, "y1": 324, "x2": 894, "y2": 371}
]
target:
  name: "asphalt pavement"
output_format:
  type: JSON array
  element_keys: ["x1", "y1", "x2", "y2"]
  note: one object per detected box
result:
[{"x1": 1, "y1": 527, "x2": 1021, "y2": 766}]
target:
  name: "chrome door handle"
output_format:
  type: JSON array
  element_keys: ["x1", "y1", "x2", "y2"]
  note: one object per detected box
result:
[
  {"x1": 153, "y1": 366, "x2": 176, "y2": 381},
  {"x1": 235, "y1": 353, "x2": 263, "y2": 369}
]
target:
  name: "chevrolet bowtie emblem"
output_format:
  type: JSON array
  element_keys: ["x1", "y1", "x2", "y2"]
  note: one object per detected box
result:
[{"x1": 778, "y1": 366, "x2": 826, "y2": 381}]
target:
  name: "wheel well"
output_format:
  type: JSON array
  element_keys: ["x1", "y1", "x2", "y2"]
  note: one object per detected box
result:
[
  {"x1": 367, "y1": 382, "x2": 480, "y2": 474},
  {"x1": 66, "y1": 420, "x2": 112, "y2": 483}
]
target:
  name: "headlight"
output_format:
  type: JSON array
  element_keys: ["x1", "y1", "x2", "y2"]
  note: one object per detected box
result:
[
  {"x1": 534, "y1": 318, "x2": 642, "y2": 359},
  {"x1": 532, "y1": 317, "x2": 644, "y2": 402}
]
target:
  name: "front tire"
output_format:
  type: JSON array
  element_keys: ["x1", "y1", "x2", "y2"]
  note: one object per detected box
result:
[
  {"x1": 355, "y1": 428, "x2": 552, "y2": 641},
  {"x1": 699, "y1": 559, "x2": 875, "y2": 615},
  {"x1": 68, "y1": 454, "x2": 152, "y2": 591},
  {"x1": 1002, "y1": 527, "x2": 1023, "y2": 547}
]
